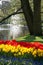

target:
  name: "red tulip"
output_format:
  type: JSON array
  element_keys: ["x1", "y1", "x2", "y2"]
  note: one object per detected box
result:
[
  {"x1": 39, "y1": 44, "x2": 43, "y2": 50},
  {"x1": 0, "y1": 40, "x2": 4, "y2": 44},
  {"x1": 4, "y1": 40, "x2": 11, "y2": 45},
  {"x1": 10, "y1": 40, "x2": 18, "y2": 46},
  {"x1": 33, "y1": 42, "x2": 41, "y2": 49},
  {"x1": 19, "y1": 41, "x2": 32, "y2": 48}
]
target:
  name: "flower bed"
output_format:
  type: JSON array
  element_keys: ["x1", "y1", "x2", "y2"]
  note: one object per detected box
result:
[{"x1": 0, "y1": 40, "x2": 43, "y2": 65}]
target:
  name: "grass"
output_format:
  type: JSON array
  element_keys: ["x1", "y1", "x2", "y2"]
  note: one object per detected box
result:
[{"x1": 16, "y1": 34, "x2": 43, "y2": 43}]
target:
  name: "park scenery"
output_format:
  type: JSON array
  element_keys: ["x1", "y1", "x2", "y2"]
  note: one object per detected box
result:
[{"x1": 0, "y1": 0, "x2": 43, "y2": 65}]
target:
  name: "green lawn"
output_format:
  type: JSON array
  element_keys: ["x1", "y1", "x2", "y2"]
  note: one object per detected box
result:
[{"x1": 16, "y1": 34, "x2": 43, "y2": 43}]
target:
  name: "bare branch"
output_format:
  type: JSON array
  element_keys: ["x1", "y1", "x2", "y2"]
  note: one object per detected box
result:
[{"x1": 0, "y1": 7, "x2": 23, "y2": 24}]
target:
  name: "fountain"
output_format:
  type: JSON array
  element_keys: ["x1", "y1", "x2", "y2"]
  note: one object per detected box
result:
[
  {"x1": 0, "y1": 0, "x2": 29, "y2": 40},
  {"x1": 0, "y1": 15, "x2": 29, "y2": 40}
]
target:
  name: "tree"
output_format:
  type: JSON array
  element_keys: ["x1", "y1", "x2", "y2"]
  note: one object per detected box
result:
[
  {"x1": 33, "y1": 0, "x2": 42, "y2": 35},
  {"x1": 2, "y1": 1, "x2": 11, "y2": 15},
  {"x1": 21, "y1": 0, "x2": 42, "y2": 36},
  {"x1": 0, "y1": 0, "x2": 42, "y2": 36},
  {"x1": 20, "y1": 0, "x2": 33, "y2": 35},
  {"x1": 0, "y1": 0, "x2": 22, "y2": 23}
]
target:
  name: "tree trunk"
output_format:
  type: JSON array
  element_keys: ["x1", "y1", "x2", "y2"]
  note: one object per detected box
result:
[
  {"x1": 33, "y1": 0, "x2": 42, "y2": 36},
  {"x1": 21, "y1": 0, "x2": 33, "y2": 35}
]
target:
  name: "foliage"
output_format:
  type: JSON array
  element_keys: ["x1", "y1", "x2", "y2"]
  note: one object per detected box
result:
[
  {"x1": 0, "y1": 0, "x2": 21, "y2": 19},
  {"x1": 16, "y1": 34, "x2": 43, "y2": 42},
  {"x1": 0, "y1": 40, "x2": 43, "y2": 65}
]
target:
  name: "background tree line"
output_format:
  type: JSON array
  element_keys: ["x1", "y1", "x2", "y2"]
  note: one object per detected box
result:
[{"x1": 0, "y1": 0, "x2": 43, "y2": 36}]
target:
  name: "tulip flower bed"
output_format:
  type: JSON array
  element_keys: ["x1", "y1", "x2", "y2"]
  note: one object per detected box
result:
[{"x1": 0, "y1": 40, "x2": 43, "y2": 65}]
